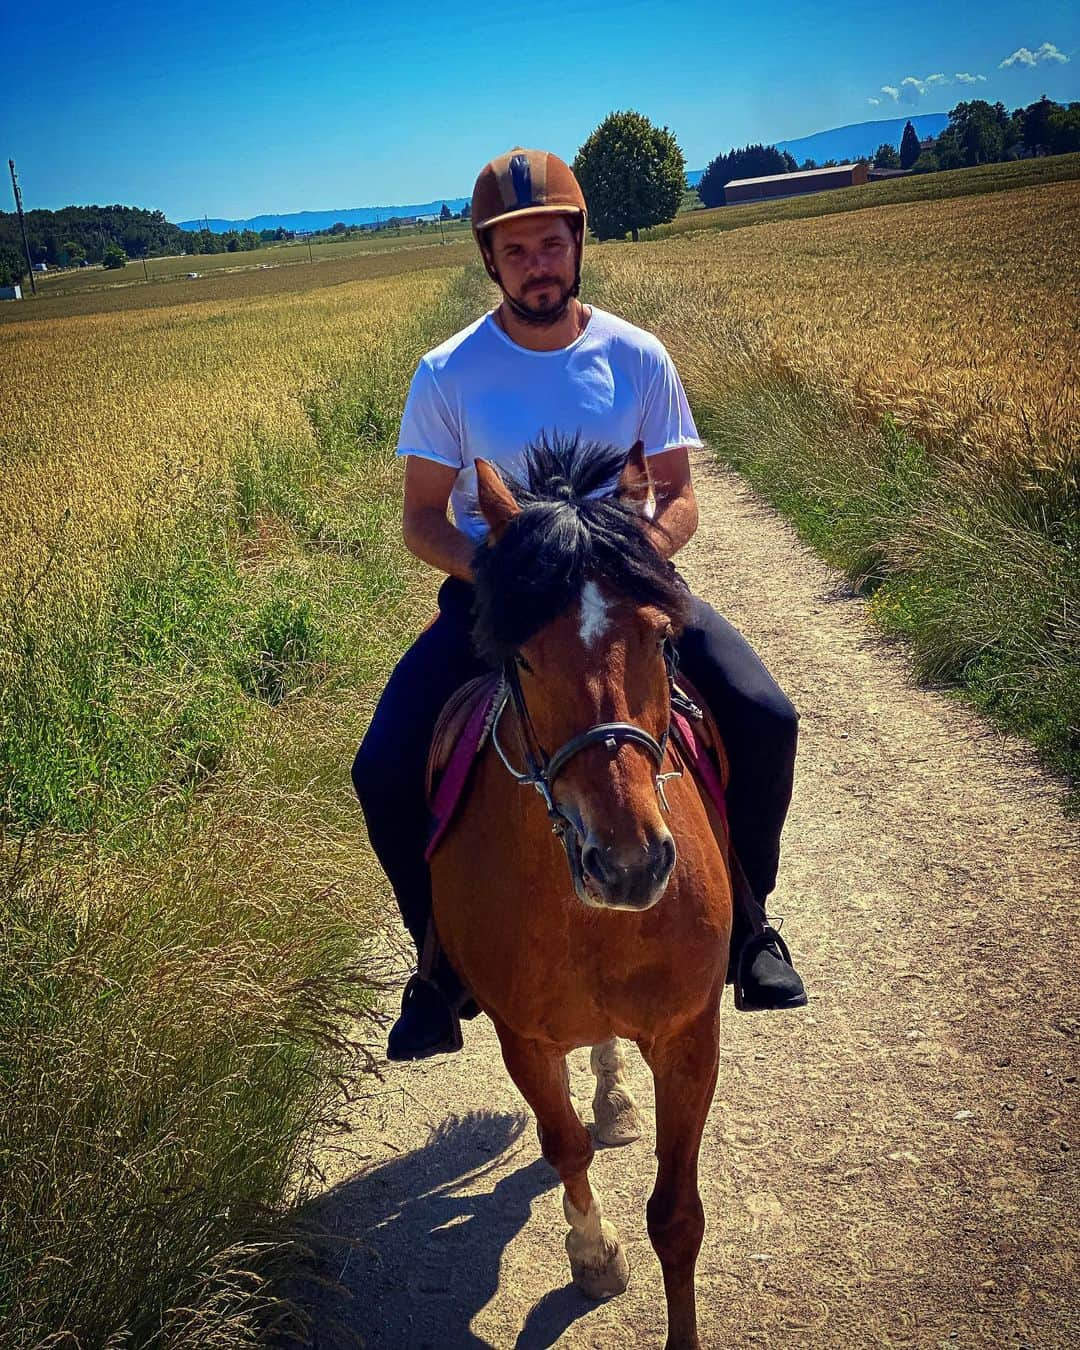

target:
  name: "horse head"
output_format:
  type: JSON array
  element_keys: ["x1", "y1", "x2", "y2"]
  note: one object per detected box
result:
[{"x1": 472, "y1": 436, "x2": 692, "y2": 913}]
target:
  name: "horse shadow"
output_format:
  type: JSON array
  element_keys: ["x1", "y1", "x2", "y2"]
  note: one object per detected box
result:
[{"x1": 292, "y1": 1108, "x2": 599, "y2": 1349}]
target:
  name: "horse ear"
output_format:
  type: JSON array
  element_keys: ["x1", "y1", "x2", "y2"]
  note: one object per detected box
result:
[
  {"x1": 475, "y1": 459, "x2": 521, "y2": 539},
  {"x1": 618, "y1": 440, "x2": 651, "y2": 514}
]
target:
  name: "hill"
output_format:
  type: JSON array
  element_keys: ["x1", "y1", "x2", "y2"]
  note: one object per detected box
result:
[
  {"x1": 686, "y1": 113, "x2": 949, "y2": 184},
  {"x1": 180, "y1": 198, "x2": 470, "y2": 235}
]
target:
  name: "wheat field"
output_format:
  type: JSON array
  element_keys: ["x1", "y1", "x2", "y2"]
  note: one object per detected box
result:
[{"x1": 592, "y1": 178, "x2": 1079, "y2": 476}]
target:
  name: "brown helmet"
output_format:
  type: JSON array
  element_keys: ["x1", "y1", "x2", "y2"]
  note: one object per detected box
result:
[{"x1": 470, "y1": 148, "x2": 587, "y2": 244}]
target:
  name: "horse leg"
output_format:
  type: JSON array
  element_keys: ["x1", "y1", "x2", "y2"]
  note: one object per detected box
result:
[
  {"x1": 496, "y1": 1025, "x2": 630, "y2": 1300},
  {"x1": 640, "y1": 1002, "x2": 722, "y2": 1350},
  {"x1": 590, "y1": 1037, "x2": 643, "y2": 1146}
]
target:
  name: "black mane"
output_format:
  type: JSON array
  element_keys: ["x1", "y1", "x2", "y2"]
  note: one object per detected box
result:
[{"x1": 471, "y1": 435, "x2": 691, "y2": 664}]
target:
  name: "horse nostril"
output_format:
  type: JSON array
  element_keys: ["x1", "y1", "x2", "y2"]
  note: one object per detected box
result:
[
  {"x1": 581, "y1": 841, "x2": 611, "y2": 885},
  {"x1": 655, "y1": 834, "x2": 676, "y2": 881}
]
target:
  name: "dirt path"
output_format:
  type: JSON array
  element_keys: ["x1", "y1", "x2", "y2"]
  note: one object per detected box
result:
[{"x1": 305, "y1": 452, "x2": 1079, "y2": 1348}]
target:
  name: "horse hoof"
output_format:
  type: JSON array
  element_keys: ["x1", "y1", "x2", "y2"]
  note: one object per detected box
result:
[
  {"x1": 594, "y1": 1092, "x2": 643, "y2": 1146},
  {"x1": 566, "y1": 1220, "x2": 630, "y2": 1300}
]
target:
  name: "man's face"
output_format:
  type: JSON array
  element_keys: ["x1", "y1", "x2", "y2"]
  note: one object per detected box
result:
[{"x1": 486, "y1": 214, "x2": 578, "y2": 324}]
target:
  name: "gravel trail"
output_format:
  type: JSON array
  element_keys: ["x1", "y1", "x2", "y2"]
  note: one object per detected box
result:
[{"x1": 306, "y1": 452, "x2": 1078, "y2": 1348}]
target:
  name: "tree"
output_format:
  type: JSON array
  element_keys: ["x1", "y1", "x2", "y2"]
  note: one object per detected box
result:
[
  {"x1": 873, "y1": 143, "x2": 900, "y2": 168},
  {"x1": 102, "y1": 244, "x2": 126, "y2": 269},
  {"x1": 939, "y1": 100, "x2": 1005, "y2": 167},
  {"x1": 458, "y1": 200, "x2": 471, "y2": 220},
  {"x1": 900, "y1": 120, "x2": 921, "y2": 169},
  {"x1": 1018, "y1": 95, "x2": 1059, "y2": 156},
  {"x1": 330, "y1": 221, "x2": 347, "y2": 234},
  {"x1": 1047, "y1": 103, "x2": 1080, "y2": 155},
  {"x1": 910, "y1": 150, "x2": 940, "y2": 174},
  {"x1": 0, "y1": 244, "x2": 27, "y2": 287},
  {"x1": 440, "y1": 202, "x2": 452, "y2": 221},
  {"x1": 697, "y1": 143, "x2": 795, "y2": 208},
  {"x1": 573, "y1": 109, "x2": 685, "y2": 241},
  {"x1": 800, "y1": 158, "x2": 818, "y2": 171}
]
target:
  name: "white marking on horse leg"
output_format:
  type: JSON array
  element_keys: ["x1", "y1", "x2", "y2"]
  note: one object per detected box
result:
[
  {"x1": 578, "y1": 579, "x2": 611, "y2": 648},
  {"x1": 591, "y1": 1038, "x2": 643, "y2": 1146},
  {"x1": 563, "y1": 1185, "x2": 630, "y2": 1299}
]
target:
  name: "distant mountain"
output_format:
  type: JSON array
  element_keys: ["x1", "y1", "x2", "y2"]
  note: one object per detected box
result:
[
  {"x1": 179, "y1": 197, "x2": 470, "y2": 234},
  {"x1": 686, "y1": 113, "x2": 949, "y2": 184}
]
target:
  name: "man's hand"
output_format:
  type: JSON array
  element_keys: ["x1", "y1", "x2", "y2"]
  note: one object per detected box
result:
[
  {"x1": 402, "y1": 457, "x2": 476, "y2": 582},
  {"x1": 644, "y1": 446, "x2": 699, "y2": 560}
]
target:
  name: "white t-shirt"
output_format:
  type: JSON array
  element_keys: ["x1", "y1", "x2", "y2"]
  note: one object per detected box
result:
[{"x1": 395, "y1": 306, "x2": 703, "y2": 542}]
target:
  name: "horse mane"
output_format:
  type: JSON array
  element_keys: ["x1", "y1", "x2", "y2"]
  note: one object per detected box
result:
[{"x1": 471, "y1": 434, "x2": 691, "y2": 665}]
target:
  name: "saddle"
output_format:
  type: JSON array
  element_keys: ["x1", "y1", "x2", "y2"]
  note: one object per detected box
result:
[{"x1": 424, "y1": 671, "x2": 729, "y2": 862}]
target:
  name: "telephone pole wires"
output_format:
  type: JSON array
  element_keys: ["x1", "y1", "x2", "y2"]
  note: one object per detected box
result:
[{"x1": 8, "y1": 160, "x2": 36, "y2": 295}]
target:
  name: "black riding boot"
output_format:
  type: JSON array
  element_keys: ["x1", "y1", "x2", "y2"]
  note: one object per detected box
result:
[{"x1": 728, "y1": 853, "x2": 807, "y2": 1012}]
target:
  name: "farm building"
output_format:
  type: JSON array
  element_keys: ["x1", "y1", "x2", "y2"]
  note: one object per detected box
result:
[
  {"x1": 724, "y1": 162, "x2": 868, "y2": 205},
  {"x1": 0, "y1": 284, "x2": 22, "y2": 301}
]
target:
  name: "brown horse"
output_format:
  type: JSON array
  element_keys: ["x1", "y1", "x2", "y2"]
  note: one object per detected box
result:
[{"x1": 430, "y1": 438, "x2": 732, "y2": 1350}]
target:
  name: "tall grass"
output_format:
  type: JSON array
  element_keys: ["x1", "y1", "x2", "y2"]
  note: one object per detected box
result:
[{"x1": 0, "y1": 265, "x2": 492, "y2": 1345}]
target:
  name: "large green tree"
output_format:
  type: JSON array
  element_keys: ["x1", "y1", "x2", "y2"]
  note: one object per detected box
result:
[
  {"x1": 697, "y1": 144, "x2": 797, "y2": 207},
  {"x1": 573, "y1": 110, "x2": 686, "y2": 242},
  {"x1": 899, "y1": 120, "x2": 921, "y2": 169},
  {"x1": 873, "y1": 143, "x2": 900, "y2": 168}
]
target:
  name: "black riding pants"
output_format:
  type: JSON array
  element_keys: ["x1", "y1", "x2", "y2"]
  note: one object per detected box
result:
[{"x1": 351, "y1": 577, "x2": 798, "y2": 954}]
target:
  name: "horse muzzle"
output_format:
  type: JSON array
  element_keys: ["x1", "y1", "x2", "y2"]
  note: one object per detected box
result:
[{"x1": 574, "y1": 830, "x2": 677, "y2": 912}]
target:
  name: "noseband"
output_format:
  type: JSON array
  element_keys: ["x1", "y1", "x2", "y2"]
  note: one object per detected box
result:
[{"x1": 490, "y1": 644, "x2": 687, "y2": 882}]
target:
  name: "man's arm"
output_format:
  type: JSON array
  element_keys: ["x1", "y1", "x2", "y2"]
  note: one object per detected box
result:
[
  {"x1": 646, "y1": 445, "x2": 699, "y2": 560},
  {"x1": 402, "y1": 456, "x2": 476, "y2": 582}
]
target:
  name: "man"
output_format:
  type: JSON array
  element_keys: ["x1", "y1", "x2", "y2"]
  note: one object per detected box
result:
[{"x1": 353, "y1": 148, "x2": 806, "y2": 1062}]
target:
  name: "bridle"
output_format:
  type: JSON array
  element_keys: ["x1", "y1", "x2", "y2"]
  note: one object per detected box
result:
[{"x1": 490, "y1": 641, "x2": 689, "y2": 891}]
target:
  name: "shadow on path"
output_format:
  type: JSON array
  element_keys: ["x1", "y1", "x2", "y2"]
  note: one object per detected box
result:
[{"x1": 293, "y1": 1109, "x2": 597, "y2": 1348}]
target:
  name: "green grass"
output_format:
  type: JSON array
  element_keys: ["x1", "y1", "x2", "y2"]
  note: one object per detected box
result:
[
  {"x1": 695, "y1": 379, "x2": 1079, "y2": 806},
  {"x1": 31, "y1": 216, "x2": 475, "y2": 298},
  {"x1": 635, "y1": 152, "x2": 1080, "y2": 242},
  {"x1": 2, "y1": 238, "x2": 477, "y2": 324},
  {"x1": 0, "y1": 265, "x2": 493, "y2": 1346}
]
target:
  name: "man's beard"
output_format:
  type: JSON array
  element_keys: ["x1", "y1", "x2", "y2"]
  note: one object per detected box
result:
[{"x1": 502, "y1": 274, "x2": 579, "y2": 327}]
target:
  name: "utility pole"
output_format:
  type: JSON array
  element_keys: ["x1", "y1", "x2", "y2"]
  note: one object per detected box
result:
[
  {"x1": 141, "y1": 254, "x2": 149, "y2": 282},
  {"x1": 8, "y1": 159, "x2": 36, "y2": 295},
  {"x1": 307, "y1": 236, "x2": 313, "y2": 263}
]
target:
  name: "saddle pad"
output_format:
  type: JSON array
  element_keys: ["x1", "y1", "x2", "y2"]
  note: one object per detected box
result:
[
  {"x1": 425, "y1": 673, "x2": 502, "y2": 861},
  {"x1": 671, "y1": 707, "x2": 729, "y2": 830}
]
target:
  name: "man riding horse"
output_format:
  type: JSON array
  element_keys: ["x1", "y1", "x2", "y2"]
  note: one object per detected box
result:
[{"x1": 353, "y1": 147, "x2": 807, "y2": 1061}]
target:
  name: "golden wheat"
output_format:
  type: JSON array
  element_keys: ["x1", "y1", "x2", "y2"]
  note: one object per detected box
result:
[
  {"x1": 0, "y1": 271, "x2": 447, "y2": 595},
  {"x1": 590, "y1": 179, "x2": 1079, "y2": 474}
]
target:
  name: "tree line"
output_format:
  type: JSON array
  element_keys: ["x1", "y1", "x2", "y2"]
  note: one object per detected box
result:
[
  {"x1": 698, "y1": 97, "x2": 1080, "y2": 206},
  {"x1": 0, "y1": 204, "x2": 191, "y2": 285}
]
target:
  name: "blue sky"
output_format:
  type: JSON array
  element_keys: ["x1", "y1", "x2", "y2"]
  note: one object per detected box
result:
[{"x1": 3, "y1": 1, "x2": 1077, "y2": 221}]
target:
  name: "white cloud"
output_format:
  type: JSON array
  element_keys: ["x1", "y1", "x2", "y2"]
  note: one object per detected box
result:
[
  {"x1": 1000, "y1": 42, "x2": 1069, "y2": 69},
  {"x1": 899, "y1": 72, "x2": 948, "y2": 104},
  {"x1": 875, "y1": 68, "x2": 988, "y2": 105},
  {"x1": 867, "y1": 96, "x2": 881, "y2": 106}
]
